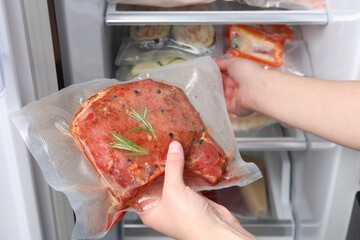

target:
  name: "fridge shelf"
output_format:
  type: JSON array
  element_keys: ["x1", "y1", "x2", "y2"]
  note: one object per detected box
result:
[
  {"x1": 106, "y1": 2, "x2": 327, "y2": 25},
  {"x1": 236, "y1": 124, "x2": 307, "y2": 151}
]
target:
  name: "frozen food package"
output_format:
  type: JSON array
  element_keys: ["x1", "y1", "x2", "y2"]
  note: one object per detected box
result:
[
  {"x1": 230, "y1": 113, "x2": 276, "y2": 133},
  {"x1": 128, "y1": 25, "x2": 171, "y2": 49},
  {"x1": 226, "y1": 24, "x2": 313, "y2": 76},
  {"x1": 168, "y1": 25, "x2": 224, "y2": 56},
  {"x1": 10, "y1": 56, "x2": 261, "y2": 239},
  {"x1": 226, "y1": 24, "x2": 295, "y2": 68},
  {"x1": 106, "y1": 0, "x2": 216, "y2": 8},
  {"x1": 114, "y1": 47, "x2": 198, "y2": 81}
]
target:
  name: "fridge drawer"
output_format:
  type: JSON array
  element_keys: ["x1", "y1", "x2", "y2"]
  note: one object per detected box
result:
[{"x1": 121, "y1": 150, "x2": 294, "y2": 239}]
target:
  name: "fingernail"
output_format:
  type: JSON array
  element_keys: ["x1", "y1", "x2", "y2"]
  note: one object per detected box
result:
[{"x1": 168, "y1": 141, "x2": 181, "y2": 154}]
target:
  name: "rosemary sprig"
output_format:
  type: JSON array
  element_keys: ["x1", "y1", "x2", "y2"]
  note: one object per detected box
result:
[
  {"x1": 109, "y1": 131, "x2": 148, "y2": 157},
  {"x1": 127, "y1": 107, "x2": 157, "y2": 140}
]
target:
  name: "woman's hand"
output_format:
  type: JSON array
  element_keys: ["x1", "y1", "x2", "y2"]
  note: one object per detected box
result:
[
  {"x1": 139, "y1": 141, "x2": 256, "y2": 240},
  {"x1": 216, "y1": 58, "x2": 264, "y2": 117}
]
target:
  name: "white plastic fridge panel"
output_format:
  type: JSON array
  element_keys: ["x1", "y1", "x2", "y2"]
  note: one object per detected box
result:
[
  {"x1": 324, "y1": 148, "x2": 360, "y2": 240},
  {"x1": 301, "y1": 8, "x2": 360, "y2": 80},
  {"x1": 54, "y1": 0, "x2": 113, "y2": 86},
  {"x1": 1, "y1": 0, "x2": 76, "y2": 239},
  {"x1": 290, "y1": 145, "x2": 356, "y2": 240},
  {"x1": 0, "y1": 0, "x2": 44, "y2": 239}
]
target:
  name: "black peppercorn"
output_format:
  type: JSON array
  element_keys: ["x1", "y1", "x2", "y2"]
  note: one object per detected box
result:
[
  {"x1": 133, "y1": 89, "x2": 139, "y2": 94},
  {"x1": 156, "y1": 89, "x2": 161, "y2": 94},
  {"x1": 168, "y1": 132, "x2": 174, "y2": 138},
  {"x1": 199, "y1": 139, "x2": 204, "y2": 145}
]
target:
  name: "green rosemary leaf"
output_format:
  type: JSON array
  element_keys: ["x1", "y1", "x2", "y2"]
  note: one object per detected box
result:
[
  {"x1": 128, "y1": 107, "x2": 157, "y2": 140},
  {"x1": 127, "y1": 126, "x2": 146, "y2": 133},
  {"x1": 109, "y1": 131, "x2": 148, "y2": 156}
]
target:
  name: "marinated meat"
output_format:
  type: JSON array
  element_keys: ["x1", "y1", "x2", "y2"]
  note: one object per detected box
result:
[{"x1": 71, "y1": 79, "x2": 227, "y2": 209}]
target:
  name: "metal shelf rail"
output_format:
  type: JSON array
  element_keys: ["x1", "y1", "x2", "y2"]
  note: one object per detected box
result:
[{"x1": 106, "y1": 2, "x2": 328, "y2": 25}]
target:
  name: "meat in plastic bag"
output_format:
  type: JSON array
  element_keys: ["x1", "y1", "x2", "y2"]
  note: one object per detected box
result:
[{"x1": 9, "y1": 56, "x2": 261, "y2": 239}]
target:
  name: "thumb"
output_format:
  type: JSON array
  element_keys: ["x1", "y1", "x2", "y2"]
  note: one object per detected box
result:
[{"x1": 163, "y1": 141, "x2": 185, "y2": 190}]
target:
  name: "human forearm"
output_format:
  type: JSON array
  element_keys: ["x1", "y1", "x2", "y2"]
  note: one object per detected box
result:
[
  {"x1": 247, "y1": 69, "x2": 360, "y2": 150},
  {"x1": 189, "y1": 218, "x2": 256, "y2": 240}
]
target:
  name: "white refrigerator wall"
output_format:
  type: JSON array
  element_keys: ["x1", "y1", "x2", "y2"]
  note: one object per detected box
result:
[
  {"x1": 0, "y1": 0, "x2": 46, "y2": 239},
  {"x1": 0, "y1": 0, "x2": 74, "y2": 239},
  {"x1": 293, "y1": 2, "x2": 360, "y2": 239},
  {"x1": 54, "y1": 0, "x2": 112, "y2": 86}
]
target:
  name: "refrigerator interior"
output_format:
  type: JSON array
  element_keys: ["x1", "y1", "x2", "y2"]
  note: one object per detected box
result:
[
  {"x1": 1, "y1": 0, "x2": 360, "y2": 239},
  {"x1": 53, "y1": 0, "x2": 360, "y2": 238}
]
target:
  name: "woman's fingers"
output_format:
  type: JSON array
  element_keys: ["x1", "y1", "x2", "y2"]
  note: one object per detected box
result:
[{"x1": 163, "y1": 141, "x2": 186, "y2": 191}]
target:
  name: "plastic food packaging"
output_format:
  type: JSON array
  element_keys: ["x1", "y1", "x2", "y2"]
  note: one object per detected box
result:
[
  {"x1": 226, "y1": 24, "x2": 295, "y2": 68},
  {"x1": 106, "y1": 0, "x2": 216, "y2": 8},
  {"x1": 168, "y1": 25, "x2": 224, "y2": 56},
  {"x1": 114, "y1": 47, "x2": 198, "y2": 81},
  {"x1": 116, "y1": 25, "x2": 224, "y2": 57},
  {"x1": 10, "y1": 56, "x2": 261, "y2": 239},
  {"x1": 230, "y1": 113, "x2": 276, "y2": 133},
  {"x1": 114, "y1": 25, "x2": 224, "y2": 80},
  {"x1": 128, "y1": 25, "x2": 171, "y2": 49}
]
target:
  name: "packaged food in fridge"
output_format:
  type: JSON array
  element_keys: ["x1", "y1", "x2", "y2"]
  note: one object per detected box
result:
[
  {"x1": 115, "y1": 47, "x2": 195, "y2": 80},
  {"x1": 226, "y1": 24, "x2": 293, "y2": 67},
  {"x1": 10, "y1": 57, "x2": 261, "y2": 239},
  {"x1": 223, "y1": 25, "x2": 313, "y2": 132},
  {"x1": 130, "y1": 61, "x2": 161, "y2": 76},
  {"x1": 172, "y1": 25, "x2": 216, "y2": 48},
  {"x1": 129, "y1": 25, "x2": 171, "y2": 49},
  {"x1": 106, "y1": 0, "x2": 216, "y2": 8},
  {"x1": 230, "y1": 113, "x2": 276, "y2": 133},
  {"x1": 169, "y1": 25, "x2": 224, "y2": 56}
]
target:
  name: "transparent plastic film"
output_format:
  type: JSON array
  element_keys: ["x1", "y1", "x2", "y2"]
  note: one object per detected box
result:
[
  {"x1": 10, "y1": 56, "x2": 261, "y2": 239},
  {"x1": 114, "y1": 25, "x2": 224, "y2": 81}
]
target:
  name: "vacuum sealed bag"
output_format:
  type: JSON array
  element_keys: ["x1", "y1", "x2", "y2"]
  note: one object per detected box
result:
[
  {"x1": 114, "y1": 47, "x2": 198, "y2": 81},
  {"x1": 114, "y1": 25, "x2": 224, "y2": 80},
  {"x1": 10, "y1": 57, "x2": 261, "y2": 239},
  {"x1": 116, "y1": 25, "x2": 223, "y2": 59}
]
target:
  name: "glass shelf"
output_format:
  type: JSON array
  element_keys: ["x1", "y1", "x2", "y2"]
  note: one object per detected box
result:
[
  {"x1": 236, "y1": 124, "x2": 308, "y2": 151},
  {"x1": 106, "y1": 2, "x2": 327, "y2": 25}
]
